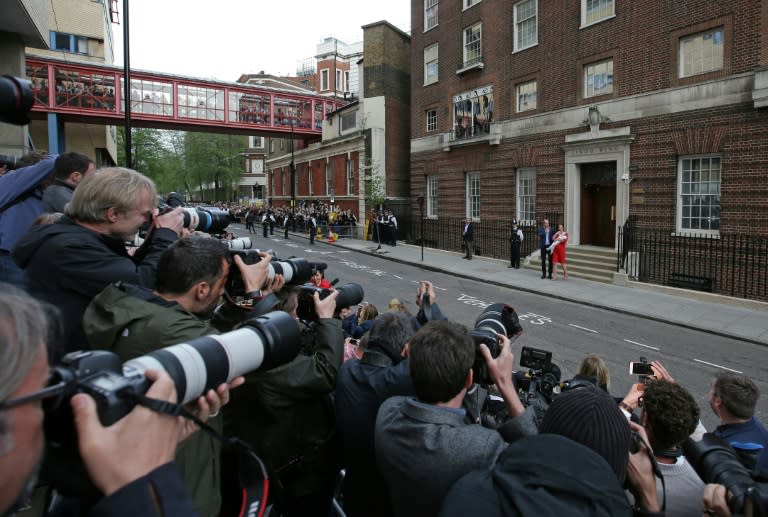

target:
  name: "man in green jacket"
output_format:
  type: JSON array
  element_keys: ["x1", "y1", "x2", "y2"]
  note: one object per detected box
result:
[
  {"x1": 224, "y1": 286, "x2": 343, "y2": 517},
  {"x1": 83, "y1": 236, "x2": 274, "y2": 517}
]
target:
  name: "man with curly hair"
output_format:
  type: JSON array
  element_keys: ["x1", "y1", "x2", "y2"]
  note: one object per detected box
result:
[{"x1": 639, "y1": 380, "x2": 704, "y2": 517}]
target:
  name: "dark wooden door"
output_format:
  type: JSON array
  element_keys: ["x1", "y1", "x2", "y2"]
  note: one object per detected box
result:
[{"x1": 580, "y1": 163, "x2": 617, "y2": 247}]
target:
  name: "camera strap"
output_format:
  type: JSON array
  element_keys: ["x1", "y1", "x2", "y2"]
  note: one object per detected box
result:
[{"x1": 131, "y1": 393, "x2": 270, "y2": 517}]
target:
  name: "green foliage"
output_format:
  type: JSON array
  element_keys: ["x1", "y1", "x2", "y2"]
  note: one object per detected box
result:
[
  {"x1": 116, "y1": 127, "x2": 246, "y2": 201},
  {"x1": 364, "y1": 159, "x2": 387, "y2": 210}
]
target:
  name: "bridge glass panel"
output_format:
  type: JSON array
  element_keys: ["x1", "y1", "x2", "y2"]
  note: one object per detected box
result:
[
  {"x1": 26, "y1": 64, "x2": 50, "y2": 106},
  {"x1": 230, "y1": 92, "x2": 270, "y2": 125},
  {"x1": 178, "y1": 84, "x2": 225, "y2": 121},
  {"x1": 314, "y1": 102, "x2": 324, "y2": 130},
  {"x1": 273, "y1": 96, "x2": 304, "y2": 128},
  {"x1": 127, "y1": 79, "x2": 173, "y2": 116},
  {"x1": 52, "y1": 67, "x2": 117, "y2": 112}
]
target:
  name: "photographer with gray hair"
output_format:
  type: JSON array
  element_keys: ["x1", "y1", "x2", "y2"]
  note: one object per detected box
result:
[
  {"x1": 12, "y1": 167, "x2": 184, "y2": 361},
  {"x1": 0, "y1": 284, "x2": 217, "y2": 516}
]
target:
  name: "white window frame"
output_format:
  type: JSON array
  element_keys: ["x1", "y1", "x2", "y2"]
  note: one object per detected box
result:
[
  {"x1": 320, "y1": 69, "x2": 330, "y2": 91},
  {"x1": 336, "y1": 69, "x2": 343, "y2": 92},
  {"x1": 679, "y1": 28, "x2": 724, "y2": 78},
  {"x1": 584, "y1": 59, "x2": 614, "y2": 98},
  {"x1": 344, "y1": 70, "x2": 350, "y2": 92},
  {"x1": 426, "y1": 109, "x2": 438, "y2": 132},
  {"x1": 516, "y1": 80, "x2": 537, "y2": 112},
  {"x1": 513, "y1": 0, "x2": 538, "y2": 52},
  {"x1": 677, "y1": 155, "x2": 721, "y2": 235},
  {"x1": 463, "y1": 0, "x2": 481, "y2": 9},
  {"x1": 427, "y1": 175, "x2": 438, "y2": 218},
  {"x1": 466, "y1": 173, "x2": 481, "y2": 220},
  {"x1": 424, "y1": 44, "x2": 439, "y2": 85},
  {"x1": 463, "y1": 23, "x2": 483, "y2": 68},
  {"x1": 517, "y1": 168, "x2": 536, "y2": 224},
  {"x1": 424, "y1": 0, "x2": 439, "y2": 31},
  {"x1": 346, "y1": 159, "x2": 355, "y2": 194},
  {"x1": 281, "y1": 172, "x2": 286, "y2": 195},
  {"x1": 581, "y1": 0, "x2": 615, "y2": 27}
]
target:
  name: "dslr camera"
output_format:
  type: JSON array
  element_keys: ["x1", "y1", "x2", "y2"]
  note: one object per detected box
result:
[
  {"x1": 469, "y1": 303, "x2": 523, "y2": 385},
  {"x1": 41, "y1": 311, "x2": 301, "y2": 497},
  {"x1": 297, "y1": 283, "x2": 364, "y2": 322},
  {"x1": 226, "y1": 250, "x2": 317, "y2": 297},
  {"x1": 684, "y1": 434, "x2": 768, "y2": 516}
]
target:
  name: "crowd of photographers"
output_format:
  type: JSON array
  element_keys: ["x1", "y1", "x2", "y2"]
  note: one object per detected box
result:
[{"x1": 0, "y1": 160, "x2": 767, "y2": 517}]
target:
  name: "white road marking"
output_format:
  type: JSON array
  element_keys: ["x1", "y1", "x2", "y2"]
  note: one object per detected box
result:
[
  {"x1": 693, "y1": 359, "x2": 743, "y2": 374},
  {"x1": 623, "y1": 339, "x2": 660, "y2": 351},
  {"x1": 393, "y1": 275, "x2": 403, "y2": 279},
  {"x1": 568, "y1": 324, "x2": 598, "y2": 334}
]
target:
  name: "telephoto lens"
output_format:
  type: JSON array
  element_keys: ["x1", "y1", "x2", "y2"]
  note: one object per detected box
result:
[
  {"x1": 123, "y1": 311, "x2": 301, "y2": 404},
  {"x1": 470, "y1": 303, "x2": 523, "y2": 385},
  {"x1": 225, "y1": 237, "x2": 253, "y2": 250}
]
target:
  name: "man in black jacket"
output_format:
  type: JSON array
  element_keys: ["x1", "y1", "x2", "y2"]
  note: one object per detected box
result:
[
  {"x1": 12, "y1": 167, "x2": 183, "y2": 361},
  {"x1": 462, "y1": 217, "x2": 474, "y2": 260},
  {"x1": 335, "y1": 312, "x2": 420, "y2": 517},
  {"x1": 42, "y1": 152, "x2": 94, "y2": 213}
]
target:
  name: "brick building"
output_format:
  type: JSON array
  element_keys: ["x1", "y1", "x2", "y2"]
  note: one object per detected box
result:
[
  {"x1": 267, "y1": 21, "x2": 411, "y2": 228},
  {"x1": 409, "y1": 0, "x2": 768, "y2": 299}
]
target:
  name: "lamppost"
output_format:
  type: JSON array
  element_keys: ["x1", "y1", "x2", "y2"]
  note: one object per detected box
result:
[
  {"x1": 416, "y1": 195, "x2": 425, "y2": 261},
  {"x1": 290, "y1": 120, "x2": 297, "y2": 231}
]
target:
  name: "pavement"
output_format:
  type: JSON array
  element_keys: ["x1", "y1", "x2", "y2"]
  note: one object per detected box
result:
[{"x1": 283, "y1": 230, "x2": 768, "y2": 346}]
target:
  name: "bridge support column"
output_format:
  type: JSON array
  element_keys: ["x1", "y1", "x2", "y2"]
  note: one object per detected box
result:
[{"x1": 47, "y1": 113, "x2": 64, "y2": 154}]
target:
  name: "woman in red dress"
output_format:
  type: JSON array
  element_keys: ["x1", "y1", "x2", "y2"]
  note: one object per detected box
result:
[
  {"x1": 551, "y1": 223, "x2": 569, "y2": 280},
  {"x1": 309, "y1": 267, "x2": 332, "y2": 289}
]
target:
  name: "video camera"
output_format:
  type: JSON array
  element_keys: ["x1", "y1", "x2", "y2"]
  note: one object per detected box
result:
[
  {"x1": 226, "y1": 250, "x2": 318, "y2": 297},
  {"x1": 516, "y1": 346, "x2": 561, "y2": 405},
  {"x1": 41, "y1": 311, "x2": 301, "y2": 497},
  {"x1": 469, "y1": 303, "x2": 523, "y2": 385},
  {"x1": 0, "y1": 75, "x2": 34, "y2": 125},
  {"x1": 684, "y1": 434, "x2": 768, "y2": 516}
]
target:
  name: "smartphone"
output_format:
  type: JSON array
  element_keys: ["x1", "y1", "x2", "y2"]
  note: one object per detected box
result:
[{"x1": 629, "y1": 362, "x2": 654, "y2": 376}]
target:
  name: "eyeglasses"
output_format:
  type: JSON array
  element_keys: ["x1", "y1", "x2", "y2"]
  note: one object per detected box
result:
[{"x1": 0, "y1": 381, "x2": 68, "y2": 411}]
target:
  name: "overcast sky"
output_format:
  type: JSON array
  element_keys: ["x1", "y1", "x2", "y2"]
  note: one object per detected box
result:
[{"x1": 112, "y1": 0, "x2": 411, "y2": 82}]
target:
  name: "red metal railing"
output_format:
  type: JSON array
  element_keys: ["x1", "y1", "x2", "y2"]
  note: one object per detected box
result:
[{"x1": 25, "y1": 57, "x2": 345, "y2": 136}]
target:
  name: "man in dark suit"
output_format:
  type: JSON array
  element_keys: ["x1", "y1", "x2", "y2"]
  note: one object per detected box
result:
[
  {"x1": 538, "y1": 218, "x2": 555, "y2": 278},
  {"x1": 374, "y1": 320, "x2": 529, "y2": 517},
  {"x1": 462, "y1": 217, "x2": 474, "y2": 260}
]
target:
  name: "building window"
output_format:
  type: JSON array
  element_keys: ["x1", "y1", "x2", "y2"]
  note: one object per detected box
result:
[
  {"x1": 463, "y1": 24, "x2": 482, "y2": 67},
  {"x1": 341, "y1": 111, "x2": 357, "y2": 131},
  {"x1": 424, "y1": 0, "x2": 439, "y2": 31},
  {"x1": 582, "y1": 0, "x2": 614, "y2": 26},
  {"x1": 514, "y1": 0, "x2": 537, "y2": 52},
  {"x1": 517, "y1": 168, "x2": 536, "y2": 223},
  {"x1": 346, "y1": 159, "x2": 355, "y2": 194},
  {"x1": 426, "y1": 109, "x2": 438, "y2": 132},
  {"x1": 250, "y1": 136, "x2": 264, "y2": 148},
  {"x1": 453, "y1": 85, "x2": 493, "y2": 140},
  {"x1": 344, "y1": 71, "x2": 350, "y2": 92},
  {"x1": 464, "y1": 0, "x2": 481, "y2": 9},
  {"x1": 50, "y1": 31, "x2": 88, "y2": 54},
  {"x1": 326, "y1": 161, "x2": 333, "y2": 195},
  {"x1": 680, "y1": 28, "x2": 724, "y2": 78},
  {"x1": 466, "y1": 173, "x2": 480, "y2": 219},
  {"x1": 320, "y1": 69, "x2": 330, "y2": 91},
  {"x1": 336, "y1": 69, "x2": 343, "y2": 92},
  {"x1": 516, "y1": 80, "x2": 537, "y2": 112},
  {"x1": 678, "y1": 156, "x2": 721, "y2": 234},
  {"x1": 281, "y1": 172, "x2": 286, "y2": 195},
  {"x1": 584, "y1": 59, "x2": 613, "y2": 98},
  {"x1": 309, "y1": 167, "x2": 314, "y2": 196},
  {"x1": 270, "y1": 139, "x2": 275, "y2": 153},
  {"x1": 427, "y1": 175, "x2": 438, "y2": 217},
  {"x1": 424, "y1": 44, "x2": 439, "y2": 85}
]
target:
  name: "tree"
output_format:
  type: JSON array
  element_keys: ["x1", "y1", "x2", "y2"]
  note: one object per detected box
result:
[
  {"x1": 184, "y1": 132, "x2": 246, "y2": 202},
  {"x1": 364, "y1": 157, "x2": 387, "y2": 211}
]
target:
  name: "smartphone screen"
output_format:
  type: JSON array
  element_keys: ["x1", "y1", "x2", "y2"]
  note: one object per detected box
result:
[{"x1": 629, "y1": 362, "x2": 654, "y2": 375}]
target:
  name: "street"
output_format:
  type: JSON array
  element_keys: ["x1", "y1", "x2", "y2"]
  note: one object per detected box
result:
[{"x1": 231, "y1": 226, "x2": 768, "y2": 431}]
